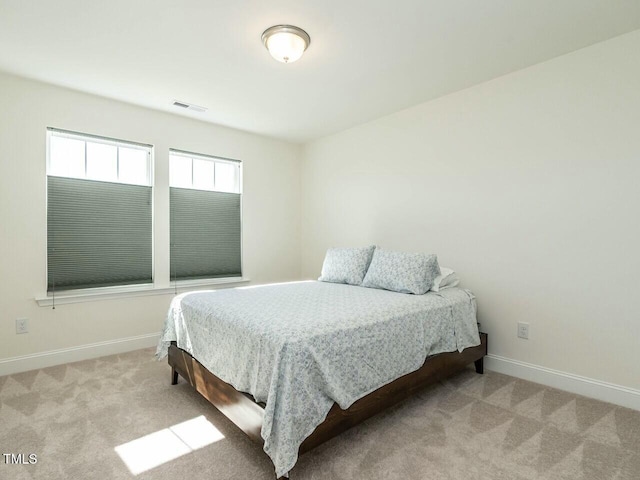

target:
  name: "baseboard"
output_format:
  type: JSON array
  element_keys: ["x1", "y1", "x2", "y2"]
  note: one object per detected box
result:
[
  {"x1": 485, "y1": 354, "x2": 640, "y2": 411},
  {"x1": 3, "y1": 338, "x2": 638, "y2": 410},
  {"x1": 0, "y1": 332, "x2": 160, "y2": 377}
]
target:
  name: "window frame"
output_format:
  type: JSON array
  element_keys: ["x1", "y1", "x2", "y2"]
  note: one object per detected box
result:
[
  {"x1": 169, "y1": 148, "x2": 242, "y2": 194},
  {"x1": 47, "y1": 127, "x2": 153, "y2": 186},
  {"x1": 168, "y1": 148, "x2": 243, "y2": 285},
  {"x1": 45, "y1": 127, "x2": 155, "y2": 296},
  {"x1": 38, "y1": 132, "x2": 249, "y2": 305}
]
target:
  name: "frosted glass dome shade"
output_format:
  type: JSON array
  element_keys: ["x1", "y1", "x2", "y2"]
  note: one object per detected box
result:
[{"x1": 262, "y1": 25, "x2": 310, "y2": 64}]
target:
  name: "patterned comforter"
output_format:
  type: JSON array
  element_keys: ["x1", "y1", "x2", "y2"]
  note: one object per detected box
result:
[{"x1": 156, "y1": 280, "x2": 480, "y2": 477}]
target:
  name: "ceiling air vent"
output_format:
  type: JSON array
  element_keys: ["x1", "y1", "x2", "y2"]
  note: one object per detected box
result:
[{"x1": 172, "y1": 100, "x2": 207, "y2": 113}]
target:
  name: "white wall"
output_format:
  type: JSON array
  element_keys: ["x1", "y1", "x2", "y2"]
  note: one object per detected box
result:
[
  {"x1": 0, "y1": 71, "x2": 301, "y2": 364},
  {"x1": 3, "y1": 30, "x2": 640, "y2": 402},
  {"x1": 301, "y1": 30, "x2": 640, "y2": 391}
]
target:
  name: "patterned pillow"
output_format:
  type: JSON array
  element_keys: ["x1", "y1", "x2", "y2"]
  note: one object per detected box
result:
[
  {"x1": 318, "y1": 246, "x2": 376, "y2": 285},
  {"x1": 362, "y1": 248, "x2": 440, "y2": 295}
]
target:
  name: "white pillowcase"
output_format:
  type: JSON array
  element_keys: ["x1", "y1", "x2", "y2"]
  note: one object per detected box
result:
[{"x1": 430, "y1": 267, "x2": 460, "y2": 292}]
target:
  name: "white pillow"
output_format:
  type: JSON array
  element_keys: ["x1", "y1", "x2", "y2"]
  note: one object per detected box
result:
[
  {"x1": 318, "y1": 246, "x2": 376, "y2": 285},
  {"x1": 361, "y1": 248, "x2": 440, "y2": 295},
  {"x1": 430, "y1": 267, "x2": 460, "y2": 292}
]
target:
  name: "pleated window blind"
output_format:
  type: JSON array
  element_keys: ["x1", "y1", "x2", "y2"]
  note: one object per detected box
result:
[
  {"x1": 169, "y1": 150, "x2": 242, "y2": 281},
  {"x1": 46, "y1": 129, "x2": 153, "y2": 292}
]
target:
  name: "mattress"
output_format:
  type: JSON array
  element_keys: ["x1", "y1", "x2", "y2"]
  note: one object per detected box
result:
[{"x1": 156, "y1": 280, "x2": 480, "y2": 476}]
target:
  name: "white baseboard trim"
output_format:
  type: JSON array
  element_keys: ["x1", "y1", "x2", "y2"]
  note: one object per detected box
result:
[
  {"x1": 3, "y1": 338, "x2": 638, "y2": 411},
  {"x1": 0, "y1": 332, "x2": 160, "y2": 377},
  {"x1": 485, "y1": 354, "x2": 640, "y2": 411}
]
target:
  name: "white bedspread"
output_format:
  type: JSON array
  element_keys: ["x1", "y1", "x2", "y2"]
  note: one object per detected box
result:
[{"x1": 156, "y1": 281, "x2": 480, "y2": 476}]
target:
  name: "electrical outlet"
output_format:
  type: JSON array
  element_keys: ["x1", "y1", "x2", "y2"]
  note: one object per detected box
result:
[
  {"x1": 16, "y1": 318, "x2": 29, "y2": 334},
  {"x1": 517, "y1": 322, "x2": 529, "y2": 339}
]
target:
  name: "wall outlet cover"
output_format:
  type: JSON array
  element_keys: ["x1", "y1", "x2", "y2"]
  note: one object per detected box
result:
[
  {"x1": 517, "y1": 322, "x2": 529, "y2": 339},
  {"x1": 16, "y1": 318, "x2": 29, "y2": 334}
]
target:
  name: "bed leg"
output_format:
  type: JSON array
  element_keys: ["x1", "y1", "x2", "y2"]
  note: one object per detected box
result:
[
  {"x1": 474, "y1": 358, "x2": 484, "y2": 375},
  {"x1": 171, "y1": 367, "x2": 179, "y2": 385}
]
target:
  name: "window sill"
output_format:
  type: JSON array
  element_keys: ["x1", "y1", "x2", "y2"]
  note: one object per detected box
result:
[{"x1": 35, "y1": 277, "x2": 251, "y2": 307}]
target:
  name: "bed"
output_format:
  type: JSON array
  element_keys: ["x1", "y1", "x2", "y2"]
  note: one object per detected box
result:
[{"x1": 156, "y1": 280, "x2": 486, "y2": 478}]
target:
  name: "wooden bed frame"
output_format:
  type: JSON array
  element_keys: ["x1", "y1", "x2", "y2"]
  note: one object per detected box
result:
[{"x1": 168, "y1": 332, "x2": 487, "y2": 477}]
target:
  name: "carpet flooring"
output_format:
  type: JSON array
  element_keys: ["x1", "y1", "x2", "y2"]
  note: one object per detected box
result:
[{"x1": 0, "y1": 348, "x2": 638, "y2": 479}]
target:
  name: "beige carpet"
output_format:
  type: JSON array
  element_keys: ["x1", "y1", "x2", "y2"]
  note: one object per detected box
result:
[{"x1": 0, "y1": 348, "x2": 638, "y2": 480}]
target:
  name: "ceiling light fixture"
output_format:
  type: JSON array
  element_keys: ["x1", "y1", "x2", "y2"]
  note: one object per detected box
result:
[{"x1": 261, "y1": 25, "x2": 310, "y2": 64}]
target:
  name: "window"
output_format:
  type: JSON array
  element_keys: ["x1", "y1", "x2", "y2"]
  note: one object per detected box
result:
[
  {"x1": 169, "y1": 150, "x2": 242, "y2": 282},
  {"x1": 46, "y1": 128, "x2": 153, "y2": 292}
]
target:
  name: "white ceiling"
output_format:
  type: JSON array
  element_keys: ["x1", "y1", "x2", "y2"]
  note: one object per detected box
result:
[{"x1": 0, "y1": 1, "x2": 639, "y2": 143}]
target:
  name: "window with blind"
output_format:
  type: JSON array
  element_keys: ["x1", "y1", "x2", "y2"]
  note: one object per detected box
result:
[
  {"x1": 46, "y1": 128, "x2": 153, "y2": 292},
  {"x1": 169, "y1": 149, "x2": 242, "y2": 282}
]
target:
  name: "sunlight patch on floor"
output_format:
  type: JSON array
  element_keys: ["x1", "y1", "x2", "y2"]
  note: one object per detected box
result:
[{"x1": 115, "y1": 415, "x2": 225, "y2": 475}]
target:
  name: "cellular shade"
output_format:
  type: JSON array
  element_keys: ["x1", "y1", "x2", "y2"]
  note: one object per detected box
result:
[
  {"x1": 170, "y1": 187, "x2": 241, "y2": 281},
  {"x1": 47, "y1": 176, "x2": 153, "y2": 291}
]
